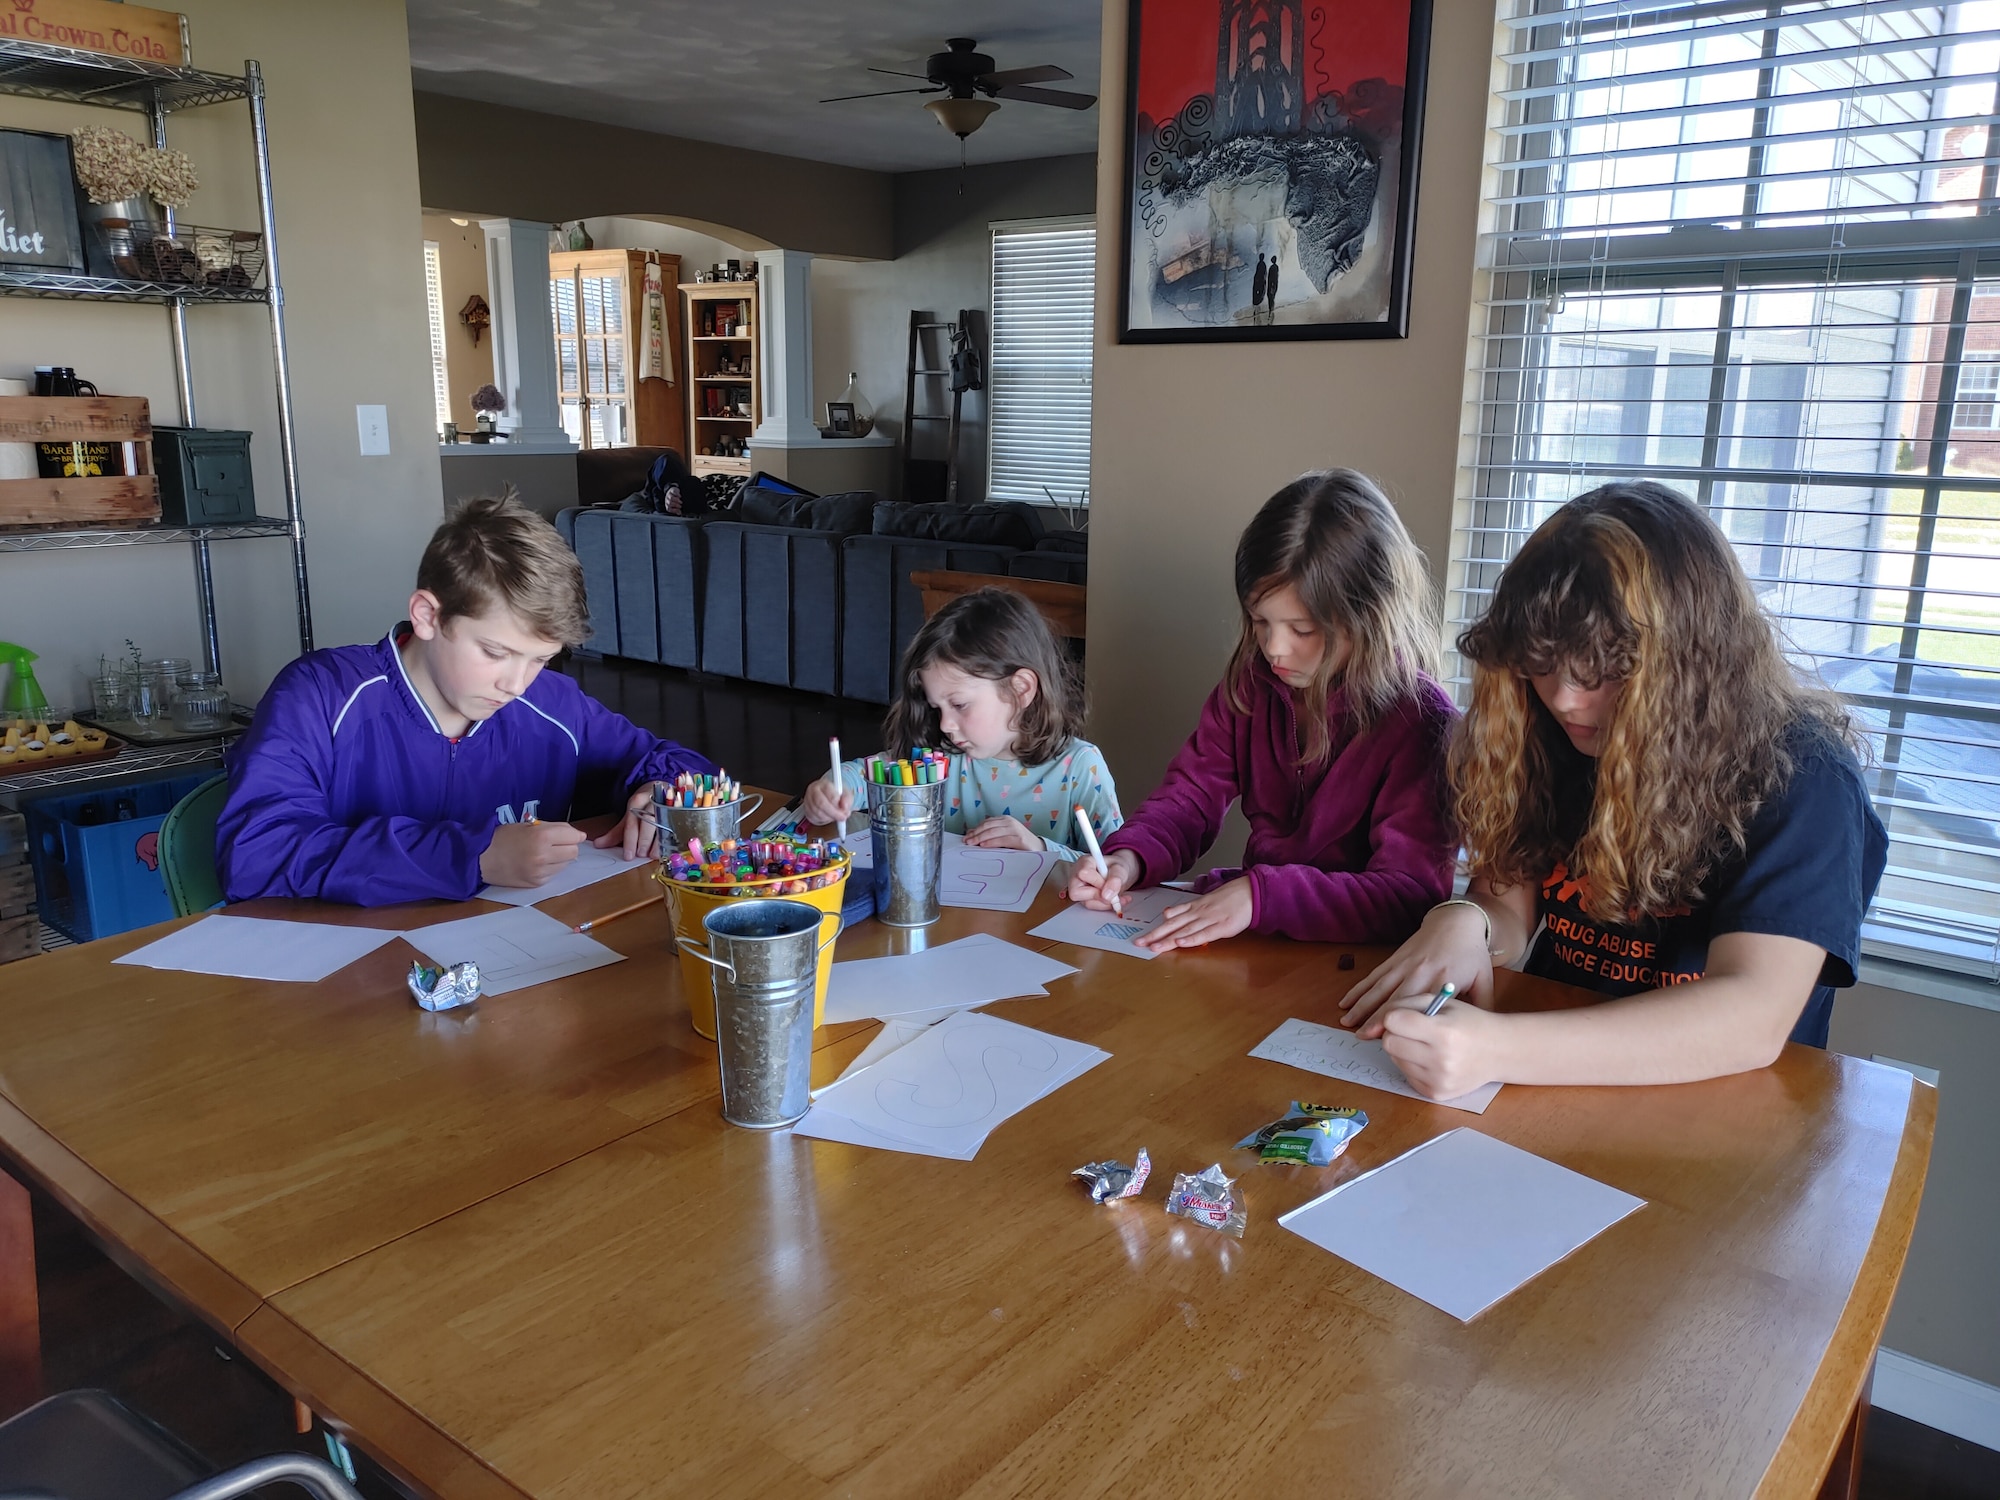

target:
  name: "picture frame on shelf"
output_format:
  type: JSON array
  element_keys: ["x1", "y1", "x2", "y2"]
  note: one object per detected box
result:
[
  {"x1": 827, "y1": 402, "x2": 856, "y2": 437},
  {"x1": 1118, "y1": 0, "x2": 1433, "y2": 343}
]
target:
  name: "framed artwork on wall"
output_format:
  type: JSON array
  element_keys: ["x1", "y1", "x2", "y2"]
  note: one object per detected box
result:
[{"x1": 1119, "y1": 0, "x2": 1433, "y2": 343}]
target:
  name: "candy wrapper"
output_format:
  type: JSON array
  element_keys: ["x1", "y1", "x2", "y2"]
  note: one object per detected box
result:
[
  {"x1": 1073, "y1": 1147, "x2": 1151, "y2": 1204},
  {"x1": 1236, "y1": 1102, "x2": 1369, "y2": 1167},
  {"x1": 1164, "y1": 1163, "x2": 1246, "y2": 1238},
  {"x1": 408, "y1": 959, "x2": 481, "y2": 1012}
]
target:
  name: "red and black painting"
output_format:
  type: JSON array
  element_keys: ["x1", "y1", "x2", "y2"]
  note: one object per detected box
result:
[{"x1": 1120, "y1": 0, "x2": 1432, "y2": 341}]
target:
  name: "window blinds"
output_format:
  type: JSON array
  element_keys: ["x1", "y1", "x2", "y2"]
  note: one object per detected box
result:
[
  {"x1": 1459, "y1": 0, "x2": 2000, "y2": 975},
  {"x1": 423, "y1": 242, "x2": 451, "y2": 432},
  {"x1": 988, "y1": 220, "x2": 1096, "y2": 507}
]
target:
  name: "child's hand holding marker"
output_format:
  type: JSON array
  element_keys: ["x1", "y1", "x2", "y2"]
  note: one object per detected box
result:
[
  {"x1": 799, "y1": 737, "x2": 855, "y2": 827},
  {"x1": 1067, "y1": 807, "x2": 1136, "y2": 916},
  {"x1": 481, "y1": 820, "x2": 586, "y2": 888}
]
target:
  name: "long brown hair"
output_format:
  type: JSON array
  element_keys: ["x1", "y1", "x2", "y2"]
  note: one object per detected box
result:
[
  {"x1": 1226, "y1": 469, "x2": 1440, "y2": 765},
  {"x1": 883, "y1": 587, "x2": 1085, "y2": 765},
  {"x1": 1452, "y1": 481, "x2": 1853, "y2": 922}
]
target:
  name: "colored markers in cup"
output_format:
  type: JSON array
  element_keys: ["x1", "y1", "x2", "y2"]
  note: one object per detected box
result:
[{"x1": 865, "y1": 750, "x2": 949, "y2": 785}]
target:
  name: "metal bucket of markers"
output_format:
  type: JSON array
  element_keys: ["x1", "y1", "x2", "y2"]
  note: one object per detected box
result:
[
  {"x1": 654, "y1": 853, "x2": 849, "y2": 1040},
  {"x1": 678, "y1": 899, "x2": 834, "y2": 1129},
  {"x1": 869, "y1": 779, "x2": 945, "y2": 927},
  {"x1": 651, "y1": 786, "x2": 762, "y2": 851}
]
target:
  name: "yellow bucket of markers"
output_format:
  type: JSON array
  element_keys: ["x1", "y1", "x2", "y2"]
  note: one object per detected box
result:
[{"x1": 654, "y1": 856, "x2": 850, "y2": 1039}]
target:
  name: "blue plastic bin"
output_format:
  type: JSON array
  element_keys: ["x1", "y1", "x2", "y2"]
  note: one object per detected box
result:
[{"x1": 24, "y1": 770, "x2": 216, "y2": 944}]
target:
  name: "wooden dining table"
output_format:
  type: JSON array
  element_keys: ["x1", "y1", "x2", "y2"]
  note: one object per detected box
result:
[{"x1": 0, "y1": 797, "x2": 1933, "y2": 1500}]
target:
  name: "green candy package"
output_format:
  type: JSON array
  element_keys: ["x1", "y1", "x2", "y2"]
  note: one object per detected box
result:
[{"x1": 1236, "y1": 1101, "x2": 1368, "y2": 1166}]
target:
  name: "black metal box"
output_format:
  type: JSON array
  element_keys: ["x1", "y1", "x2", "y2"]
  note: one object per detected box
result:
[
  {"x1": 0, "y1": 128, "x2": 86, "y2": 273},
  {"x1": 154, "y1": 427, "x2": 258, "y2": 526}
]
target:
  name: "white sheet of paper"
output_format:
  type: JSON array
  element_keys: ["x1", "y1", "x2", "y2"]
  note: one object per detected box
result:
[
  {"x1": 822, "y1": 1011, "x2": 963, "y2": 1091},
  {"x1": 840, "y1": 830, "x2": 873, "y2": 870},
  {"x1": 820, "y1": 934, "x2": 1077, "y2": 1025},
  {"x1": 114, "y1": 915, "x2": 401, "y2": 984},
  {"x1": 1026, "y1": 884, "x2": 1184, "y2": 959},
  {"x1": 1249, "y1": 1017, "x2": 1502, "y2": 1114},
  {"x1": 804, "y1": 1009, "x2": 1109, "y2": 1157},
  {"x1": 1278, "y1": 1127, "x2": 1646, "y2": 1321},
  {"x1": 936, "y1": 831, "x2": 1059, "y2": 913},
  {"x1": 790, "y1": 1104, "x2": 980, "y2": 1160},
  {"x1": 405, "y1": 906, "x2": 623, "y2": 996},
  {"x1": 478, "y1": 842, "x2": 647, "y2": 906}
]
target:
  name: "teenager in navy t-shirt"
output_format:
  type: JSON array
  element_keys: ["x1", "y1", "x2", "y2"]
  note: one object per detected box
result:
[{"x1": 1342, "y1": 481, "x2": 1886, "y2": 1100}]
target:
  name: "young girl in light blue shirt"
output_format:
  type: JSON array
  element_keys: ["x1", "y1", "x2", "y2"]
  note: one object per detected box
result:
[{"x1": 799, "y1": 588, "x2": 1121, "y2": 859}]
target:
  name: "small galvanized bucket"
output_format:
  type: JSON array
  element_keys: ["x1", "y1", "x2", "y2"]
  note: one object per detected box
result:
[
  {"x1": 677, "y1": 898, "x2": 836, "y2": 1129},
  {"x1": 869, "y1": 779, "x2": 944, "y2": 927},
  {"x1": 650, "y1": 786, "x2": 763, "y2": 853}
]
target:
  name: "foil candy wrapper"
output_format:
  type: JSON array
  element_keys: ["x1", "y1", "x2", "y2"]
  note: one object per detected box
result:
[
  {"x1": 408, "y1": 959, "x2": 482, "y2": 1012},
  {"x1": 1164, "y1": 1163, "x2": 1246, "y2": 1238},
  {"x1": 1236, "y1": 1102, "x2": 1369, "y2": 1167},
  {"x1": 1073, "y1": 1147, "x2": 1152, "y2": 1204}
]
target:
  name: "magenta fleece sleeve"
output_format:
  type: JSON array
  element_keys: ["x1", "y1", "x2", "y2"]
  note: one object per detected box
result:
[{"x1": 1102, "y1": 660, "x2": 1457, "y2": 944}]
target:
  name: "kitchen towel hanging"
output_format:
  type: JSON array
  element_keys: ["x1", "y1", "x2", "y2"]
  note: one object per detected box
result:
[{"x1": 641, "y1": 256, "x2": 671, "y2": 383}]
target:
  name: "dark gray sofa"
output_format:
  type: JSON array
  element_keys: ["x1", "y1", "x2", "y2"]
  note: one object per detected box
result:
[{"x1": 559, "y1": 478, "x2": 1086, "y2": 702}]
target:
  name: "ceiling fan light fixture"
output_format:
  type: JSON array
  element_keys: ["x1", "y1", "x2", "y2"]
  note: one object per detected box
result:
[{"x1": 925, "y1": 96, "x2": 999, "y2": 139}]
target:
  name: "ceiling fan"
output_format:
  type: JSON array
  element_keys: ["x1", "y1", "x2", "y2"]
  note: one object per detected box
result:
[{"x1": 820, "y1": 37, "x2": 1097, "y2": 141}]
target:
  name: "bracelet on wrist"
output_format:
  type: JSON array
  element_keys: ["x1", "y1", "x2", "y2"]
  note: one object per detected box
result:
[{"x1": 1432, "y1": 897, "x2": 1502, "y2": 957}]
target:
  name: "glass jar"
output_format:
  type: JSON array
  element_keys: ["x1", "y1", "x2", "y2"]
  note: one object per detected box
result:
[
  {"x1": 833, "y1": 371, "x2": 875, "y2": 437},
  {"x1": 138, "y1": 658, "x2": 191, "y2": 723},
  {"x1": 171, "y1": 671, "x2": 231, "y2": 733}
]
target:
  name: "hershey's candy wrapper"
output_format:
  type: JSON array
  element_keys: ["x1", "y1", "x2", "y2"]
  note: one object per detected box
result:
[
  {"x1": 1236, "y1": 1102, "x2": 1369, "y2": 1167},
  {"x1": 1165, "y1": 1163, "x2": 1246, "y2": 1238},
  {"x1": 408, "y1": 959, "x2": 481, "y2": 1012},
  {"x1": 1072, "y1": 1146, "x2": 1152, "y2": 1204}
]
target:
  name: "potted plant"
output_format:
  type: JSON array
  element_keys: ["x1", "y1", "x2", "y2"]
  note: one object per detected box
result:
[
  {"x1": 70, "y1": 126, "x2": 200, "y2": 279},
  {"x1": 470, "y1": 384, "x2": 505, "y2": 441}
]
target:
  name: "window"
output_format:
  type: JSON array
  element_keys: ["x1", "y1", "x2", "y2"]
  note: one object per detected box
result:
[
  {"x1": 423, "y1": 242, "x2": 451, "y2": 433},
  {"x1": 1459, "y1": 2, "x2": 2000, "y2": 976},
  {"x1": 550, "y1": 257, "x2": 632, "y2": 449},
  {"x1": 988, "y1": 219, "x2": 1095, "y2": 506}
]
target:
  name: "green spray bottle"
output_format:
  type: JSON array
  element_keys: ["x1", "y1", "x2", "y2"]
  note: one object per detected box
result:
[{"x1": 0, "y1": 643, "x2": 49, "y2": 719}]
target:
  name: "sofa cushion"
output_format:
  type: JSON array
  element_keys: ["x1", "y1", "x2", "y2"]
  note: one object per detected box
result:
[
  {"x1": 1033, "y1": 531, "x2": 1089, "y2": 555},
  {"x1": 738, "y1": 484, "x2": 877, "y2": 535},
  {"x1": 870, "y1": 502, "x2": 1044, "y2": 550}
]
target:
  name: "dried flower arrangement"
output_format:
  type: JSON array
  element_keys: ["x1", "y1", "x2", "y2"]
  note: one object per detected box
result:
[
  {"x1": 470, "y1": 384, "x2": 506, "y2": 415},
  {"x1": 69, "y1": 126, "x2": 200, "y2": 207}
]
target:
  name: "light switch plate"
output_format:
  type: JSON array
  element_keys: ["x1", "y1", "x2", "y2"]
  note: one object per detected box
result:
[{"x1": 356, "y1": 404, "x2": 390, "y2": 456}]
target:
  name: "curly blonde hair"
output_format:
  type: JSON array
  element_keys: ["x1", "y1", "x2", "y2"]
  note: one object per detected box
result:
[
  {"x1": 1225, "y1": 469, "x2": 1440, "y2": 766},
  {"x1": 1452, "y1": 482, "x2": 1852, "y2": 923}
]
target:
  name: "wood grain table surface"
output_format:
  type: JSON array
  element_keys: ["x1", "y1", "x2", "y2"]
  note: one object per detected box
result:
[{"x1": 232, "y1": 898, "x2": 1928, "y2": 1500}]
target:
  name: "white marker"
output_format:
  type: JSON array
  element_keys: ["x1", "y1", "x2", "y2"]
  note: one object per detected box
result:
[
  {"x1": 1074, "y1": 804, "x2": 1121, "y2": 917},
  {"x1": 829, "y1": 735, "x2": 843, "y2": 790}
]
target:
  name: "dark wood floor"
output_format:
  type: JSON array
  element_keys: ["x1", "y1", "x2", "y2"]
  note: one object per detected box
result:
[{"x1": 7, "y1": 657, "x2": 1994, "y2": 1499}]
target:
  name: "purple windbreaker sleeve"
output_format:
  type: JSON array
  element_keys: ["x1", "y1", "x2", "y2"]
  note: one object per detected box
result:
[
  {"x1": 1100, "y1": 681, "x2": 1242, "y2": 886},
  {"x1": 1240, "y1": 704, "x2": 1455, "y2": 943},
  {"x1": 215, "y1": 665, "x2": 493, "y2": 905},
  {"x1": 570, "y1": 691, "x2": 716, "y2": 797}
]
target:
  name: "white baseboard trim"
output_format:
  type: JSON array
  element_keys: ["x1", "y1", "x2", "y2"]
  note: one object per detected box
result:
[{"x1": 1873, "y1": 1348, "x2": 2000, "y2": 1452}]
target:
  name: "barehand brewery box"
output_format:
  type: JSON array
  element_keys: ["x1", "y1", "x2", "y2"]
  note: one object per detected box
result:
[{"x1": 0, "y1": 130, "x2": 86, "y2": 273}]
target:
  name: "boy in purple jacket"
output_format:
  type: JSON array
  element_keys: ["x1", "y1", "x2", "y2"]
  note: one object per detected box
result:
[
  {"x1": 216, "y1": 495, "x2": 714, "y2": 906},
  {"x1": 1069, "y1": 471, "x2": 1456, "y2": 948}
]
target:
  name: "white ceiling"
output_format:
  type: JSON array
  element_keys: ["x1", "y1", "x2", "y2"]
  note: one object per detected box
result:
[{"x1": 405, "y1": 0, "x2": 1103, "y2": 174}]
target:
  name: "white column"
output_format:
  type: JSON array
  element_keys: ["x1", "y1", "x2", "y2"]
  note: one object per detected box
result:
[
  {"x1": 752, "y1": 248, "x2": 822, "y2": 446},
  {"x1": 479, "y1": 218, "x2": 573, "y2": 450}
]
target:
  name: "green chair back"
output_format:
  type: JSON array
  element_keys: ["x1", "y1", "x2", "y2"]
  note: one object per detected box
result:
[{"x1": 159, "y1": 773, "x2": 229, "y2": 918}]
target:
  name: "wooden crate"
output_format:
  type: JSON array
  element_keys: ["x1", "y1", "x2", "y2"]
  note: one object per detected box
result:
[
  {"x1": 0, "y1": 812, "x2": 22, "y2": 865},
  {"x1": 0, "y1": 396, "x2": 160, "y2": 528},
  {"x1": 0, "y1": 862, "x2": 31, "y2": 919},
  {"x1": 0, "y1": 914, "x2": 35, "y2": 965}
]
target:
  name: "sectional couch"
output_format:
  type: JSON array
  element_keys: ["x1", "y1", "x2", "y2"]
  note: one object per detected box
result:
[{"x1": 556, "y1": 470, "x2": 1086, "y2": 703}]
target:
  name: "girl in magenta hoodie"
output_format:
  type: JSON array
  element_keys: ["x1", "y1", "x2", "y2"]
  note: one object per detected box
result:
[{"x1": 1068, "y1": 470, "x2": 1456, "y2": 950}]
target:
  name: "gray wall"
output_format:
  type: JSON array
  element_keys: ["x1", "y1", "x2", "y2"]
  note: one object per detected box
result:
[
  {"x1": 1831, "y1": 983, "x2": 2000, "y2": 1387},
  {"x1": 814, "y1": 154, "x2": 1097, "y2": 504}
]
